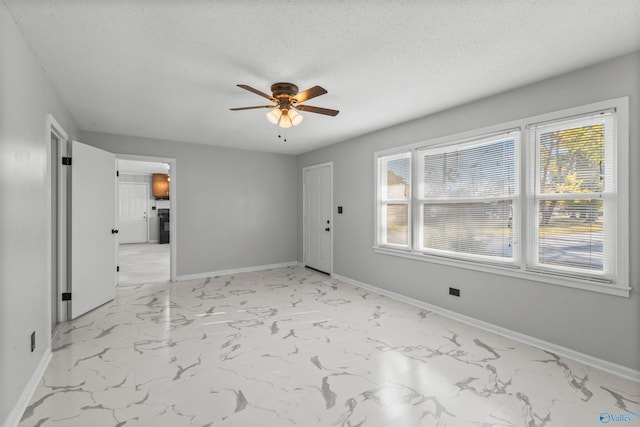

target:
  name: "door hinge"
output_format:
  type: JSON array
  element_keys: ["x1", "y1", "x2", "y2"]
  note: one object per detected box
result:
[
  {"x1": 61, "y1": 157, "x2": 72, "y2": 166},
  {"x1": 116, "y1": 170, "x2": 119, "y2": 177},
  {"x1": 116, "y1": 266, "x2": 120, "y2": 272},
  {"x1": 61, "y1": 292, "x2": 72, "y2": 301}
]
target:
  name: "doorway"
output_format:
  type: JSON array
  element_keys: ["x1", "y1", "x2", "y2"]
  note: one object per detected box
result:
[
  {"x1": 49, "y1": 118, "x2": 121, "y2": 324},
  {"x1": 303, "y1": 162, "x2": 333, "y2": 274},
  {"x1": 116, "y1": 155, "x2": 176, "y2": 285},
  {"x1": 47, "y1": 129, "x2": 175, "y2": 325}
]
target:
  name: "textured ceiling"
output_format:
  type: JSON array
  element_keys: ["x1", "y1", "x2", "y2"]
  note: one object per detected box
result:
[{"x1": 4, "y1": 0, "x2": 640, "y2": 155}]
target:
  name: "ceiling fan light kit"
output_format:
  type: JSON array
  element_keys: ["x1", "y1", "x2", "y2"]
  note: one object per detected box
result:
[
  {"x1": 266, "y1": 107, "x2": 282, "y2": 124},
  {"x1": 266, "y1": 106, "x2": 303, "y2": 128},
  {"x1": 230, "y1": 82, "x2": 339, "y2": 129}
]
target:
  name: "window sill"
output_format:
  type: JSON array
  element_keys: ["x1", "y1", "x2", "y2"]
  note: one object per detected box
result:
[{"x1": 373, "y1": 246, "x2": 631, "y2": 298}]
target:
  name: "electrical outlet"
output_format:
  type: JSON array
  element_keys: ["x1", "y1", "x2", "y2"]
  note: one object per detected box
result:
[
  {"x1": 449, "y1": 287, "x2": 461, "y2": 297},
  {"x1": 30, "y1": 331, "x2": 35, "y2": 352}
]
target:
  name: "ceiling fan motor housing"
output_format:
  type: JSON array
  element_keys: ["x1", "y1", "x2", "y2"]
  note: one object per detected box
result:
[
  {"x1": 270, "y1": 82, "x2": 299, "y2": 99},
  {"x1": 271, "y1": 83, "x2": 299, "y2": 110}
]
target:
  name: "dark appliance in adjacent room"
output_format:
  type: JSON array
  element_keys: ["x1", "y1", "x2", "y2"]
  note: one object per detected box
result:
[{"x1": 158, "y1": 209, "x2": 170, "y2": 244}]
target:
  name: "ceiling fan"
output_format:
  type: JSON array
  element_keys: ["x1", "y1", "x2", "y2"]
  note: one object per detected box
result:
[{"x1": 230, "y1": 82, "x2": 339, "y2": 128}]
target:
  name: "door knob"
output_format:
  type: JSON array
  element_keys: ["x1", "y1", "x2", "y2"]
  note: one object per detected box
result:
[
  {"x1": 325, "y1": 227, "x2": 331, "y2": 232},
  {"x1": 111, "y1": 229, "x2": 119, "y2": 234}
]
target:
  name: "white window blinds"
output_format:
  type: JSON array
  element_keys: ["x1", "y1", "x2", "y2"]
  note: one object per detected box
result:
[
  {"x1": 528, "y1": 110, "x2": 616, "y2": 280},
  {"x1": 418, "y1": 131, "x2": 518, "y2": 263}
]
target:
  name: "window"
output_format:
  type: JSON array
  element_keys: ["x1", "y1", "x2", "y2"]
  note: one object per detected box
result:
[
  {"x1": 528, "y1": 111, "x2": 616, "y2": 280},
  {"x1": 378, "y1": 152, "x2": 411, "y2": 248},
  {"x1": 417, "y1": 132, "x2": 518, "y2": 264},
  {"x1": 374, "y1": 98, "x2": 629, "y2": 296}
]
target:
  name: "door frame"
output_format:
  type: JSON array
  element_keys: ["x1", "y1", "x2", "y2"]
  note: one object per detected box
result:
[
  {"x1": 118, "y1": 181, "x2": 150, "y2": 243},
  {"x1": 116, "y1": 153, "x2": 177, "y2": 282},
  {"x1": 47, "y1": 114, "x2": 70, "y2": 331},
  {"x1": 302, "y1": 162, "x2": 333, "y2": 275}
]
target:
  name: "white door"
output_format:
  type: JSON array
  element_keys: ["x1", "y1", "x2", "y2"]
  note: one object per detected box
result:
[
  {"x1": 71, "y1": 141, "x2": 117, "y2": 319},
  {"x1": 118, "y1": 182, "x2": 148, "y2": 243},
  {"x1": 303, "y1": 164, "x2": 332, "y2": 274}
]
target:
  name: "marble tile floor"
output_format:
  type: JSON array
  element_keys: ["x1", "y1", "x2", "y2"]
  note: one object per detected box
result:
[
  {"x1": 118, "y1": 243, "x2": 170, "y2": 286},
  {"x1": 20, "y1": 266, "x2": 639, "y2": 426}
]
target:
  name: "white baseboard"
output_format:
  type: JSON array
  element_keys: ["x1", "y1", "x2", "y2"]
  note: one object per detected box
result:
[
  {"x1": 3, "y1": 348, "x2": 51, "y2": 427},
  {"x1": 332, "y1": 273, "x2": 640, "y2": 383},
  {"x1": 176, "y1": 261, "x2": 300, "y2": 281}
]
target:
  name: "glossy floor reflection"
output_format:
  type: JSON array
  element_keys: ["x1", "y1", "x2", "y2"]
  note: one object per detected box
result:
[
  {"x1": 20, "y1": 266, "x2": 639, "y2": 426},
  {"x1": 118, "y1": 243, "x2": 170, "y2": 286}
]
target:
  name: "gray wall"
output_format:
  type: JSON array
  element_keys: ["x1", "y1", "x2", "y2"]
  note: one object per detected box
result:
[
  {"x1": 0, "y1": 3, "x2": 80, "y2": 424},
  {"x1": 81, "y1": 132, "x2": 298, "y2": 277},
  {"x1": 298, "y1": 52, "x2": 640, "y2": 371}
]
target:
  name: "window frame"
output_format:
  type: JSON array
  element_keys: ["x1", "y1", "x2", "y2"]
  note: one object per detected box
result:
[
  {"x1": 526, "y1": 111, "x2": 617, "y2": 281},
  {"x1": 374, "y1": 97, "x2": 630, "y2": 297},
  {"x1": 376, "y1": 151, "x2": 413, "y2": 250}
]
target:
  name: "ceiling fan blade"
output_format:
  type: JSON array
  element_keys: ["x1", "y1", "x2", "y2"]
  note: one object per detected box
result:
[
  {"x1": 230, "y1": 105, "x2": 275, "y2": 111},
  {"x1": 294, "y1": 104, "x2": 339, "y2": 116},
  {"x1": 237, "y1": 84, "x2": 276, "y2": 102},
  {"x1": 292, "y1": 86, "x2": 327, "y2": 104}
]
